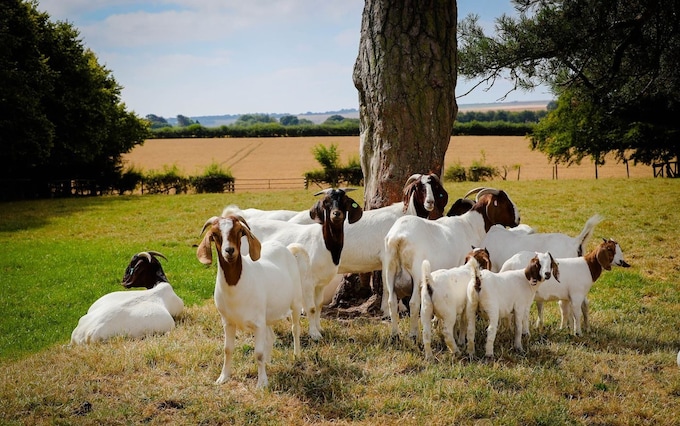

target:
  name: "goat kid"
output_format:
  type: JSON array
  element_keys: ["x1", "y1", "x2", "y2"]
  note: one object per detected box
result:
[
  {"x1": 71, "y1": 251, "x2": 184, "y2": 345},
  {"x1": 198, "y1": 214, "x2": 309, "y2": 388},
  {"x1": 466, "y1": 252, "x2": 559, "y2": 358},
  {"x1": 384, "y1": 187, "x2": 521, "y2": 340},
  {"x1": 420, "y1": 247, "x2": 491, "y2": 360},
  {"x1": 500, "y1": 238, "x2": 630, "y2": 335}
]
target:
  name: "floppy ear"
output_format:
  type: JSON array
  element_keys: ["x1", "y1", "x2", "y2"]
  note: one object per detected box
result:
[
  {"x1": 597, "y1": 245, "x2": 613, "y2": 271},
  {"x1": 238, "y1": 218, "x2": 262, "y2": 261},
  {"x1": 549, "y1": 253, "x2": 560, "y2": 282},
  {"x1": 309, "y1": 200, "x2": 325, "y2": 224},
  {"x1": 197, "y1": 232, "x2": 214, "y2": 265},
  {"x1": 346, "y1": 197, "x2": 363, "y2": 224}
]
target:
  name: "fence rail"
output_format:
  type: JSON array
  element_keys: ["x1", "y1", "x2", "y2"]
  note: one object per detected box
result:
[{"x1": 233, "y1": 178, "x2": 307, "y2": 191}]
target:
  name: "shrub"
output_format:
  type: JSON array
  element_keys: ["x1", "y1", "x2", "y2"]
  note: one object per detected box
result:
[
  {"x1": 191, "y1": 162, "x2": 234, "y2": 193},
  {"x1": 143, "y1": 164, "x2": 189, "y2": 194},
  {"x1": 116, "y1": 165, "x2": 144, "y2": 194},
  {"x1": 444, "y1": 162, "x2": 467, "y2": 182}
]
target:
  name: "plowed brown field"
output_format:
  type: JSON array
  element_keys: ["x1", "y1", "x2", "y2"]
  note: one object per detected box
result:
[{"x1": 122, "y1": 136, "x2": 652, "y2": 181}]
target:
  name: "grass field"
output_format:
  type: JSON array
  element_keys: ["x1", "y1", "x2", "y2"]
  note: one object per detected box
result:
[
  {"x1": 1, "y1": 178, "x2": 679, "y2": 425},
  {"x1": 123, "y1": 136, "x2": 653, "y2": 182}
]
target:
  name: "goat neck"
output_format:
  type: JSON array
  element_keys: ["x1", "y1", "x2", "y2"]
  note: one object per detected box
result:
[
  {"x1": 583, "y1": 240, "x2": 618, "y2": 281},
  {"x1": 471, "y1": 191, "x2": 520, "y2": 232},
  {"x1": 322, "y1": 216, "x2": 345, "y2": 265}
]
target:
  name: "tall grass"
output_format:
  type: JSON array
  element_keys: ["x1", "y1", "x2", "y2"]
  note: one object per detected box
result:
[{"x1": 1, "y1": 178, "x2": 679, "y2": 425}]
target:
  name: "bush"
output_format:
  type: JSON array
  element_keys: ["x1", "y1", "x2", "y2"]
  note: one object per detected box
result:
[
  {"x1": 191, "y1": 162, "x2": 234, "y2": 193},
  {"x1": 116, "y1": 166, "x2": 144, "y2": 194},
  {"x1": 143, "y1": 164, "x2": 189, "y2": 194},
  {"x1": 444, "y1": 162, "x2": 467, "y2": 182}
]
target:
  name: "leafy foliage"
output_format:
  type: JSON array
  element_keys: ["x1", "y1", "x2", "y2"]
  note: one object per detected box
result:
[
  {"x1": 0, "y1": 0, "x2": 148, "y2": 198},
  {"x1": 459, "y1": 0, "x2": 680, "y2": 166},
  {"x1": 305, "y1": 144, "x2": 363, "y2": 187},
  {"x1": 191, "y1": 162, "x2": 234, "y2": 193}
]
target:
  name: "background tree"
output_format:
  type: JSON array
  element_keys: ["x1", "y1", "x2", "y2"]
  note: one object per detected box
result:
[
  {"x1": 176, "y1": 114, "x2": 196, "y2": 127},
  {"x1": 1, "y1": 0, "x2": 148, "y2": 198},
  {"x1": 458, "y1": 0, "x2": 680, "y2": 169},
  {"x1": 279, "y1": 115, "x2": 300, "y2": 126},
  {"x1": 353, "y1": 0, "x2": 458, "y2": 210}
]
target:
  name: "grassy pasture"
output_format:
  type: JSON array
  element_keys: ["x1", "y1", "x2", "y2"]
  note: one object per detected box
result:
[{"x1": 1, "y1": 178, "x2": 679, "y2": 425}]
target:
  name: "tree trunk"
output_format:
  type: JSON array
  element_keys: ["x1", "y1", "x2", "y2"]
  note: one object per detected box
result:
[
  {"x1": 330, "y1": 0, "x2": 458, "y2": 314},
  {"x1": 353, "y1": 0, "x2": 458, "y2": 209}
]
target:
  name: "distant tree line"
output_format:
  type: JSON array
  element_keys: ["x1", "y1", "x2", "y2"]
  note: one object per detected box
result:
[{"x1": 146, "y1": 110, "x2": 546, "y2": 139}]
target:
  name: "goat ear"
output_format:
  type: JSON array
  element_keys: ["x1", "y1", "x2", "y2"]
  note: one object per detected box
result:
[
  {"x1": 597, "y1": 245, "x2": 613, "y2": 271},
  {"x1": 309, "y1": 200, "x2": 325, "y2": 224},
  {"x1": 239, "y1": 220, "x2": 262, "y2": 261},
  {"x1": 346, "y1": 197, "x2": 363, "y2": 224},
  {"x1": 197, "y1": 232, "x2": 213, "y2": 265},
  {"x1": 549, "y1": 253, "x2": 560, "y2": 282}
]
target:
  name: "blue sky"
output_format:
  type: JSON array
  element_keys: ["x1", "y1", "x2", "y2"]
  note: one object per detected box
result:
[{"x1": 37, "y1": 0, "x2": 552, "y2": 118}]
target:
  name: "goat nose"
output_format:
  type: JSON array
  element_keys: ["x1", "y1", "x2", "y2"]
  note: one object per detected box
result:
[
  {"x1": 225, "y1": 247, "x2": 235, "y2": 256},
  {"x1": 545, "y1": 272, "x2": 551, "y2": 280}
]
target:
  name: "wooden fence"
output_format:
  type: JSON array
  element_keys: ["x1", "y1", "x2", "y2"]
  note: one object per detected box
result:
[{"x1": 233, "y1": 178, "x2": 307, "y2": 191}]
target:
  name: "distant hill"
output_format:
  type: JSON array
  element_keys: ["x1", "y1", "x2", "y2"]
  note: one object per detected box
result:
[{"x1": 165, "y1": 100, "x2": 551, "y2": 127}]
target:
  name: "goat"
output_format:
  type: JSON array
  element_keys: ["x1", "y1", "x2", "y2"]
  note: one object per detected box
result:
[
  {"x1": 384, "y1": 187, "x2": 521, "y2": 340},
  {"x1": 197, "y1": 215, "x2": 309, "y2": 388},
  {"x1": 71, "y1": 251, "x2": 184, "y2": 345},
  {"x1": 466, "y1": 252, "x2": 559, "y2": 358},
  {"x1": 500, "y1": 238, "x2": 630, "y2": 335},
  {"x1": 233, "y1": 188, "x2": 363, "y2": 340},
  {"x1": 420, "y1": 247, "x2": 491, "y2": 360},
  {"x1": 482, "y1": 214, "x2": 603, "y2": 272}
]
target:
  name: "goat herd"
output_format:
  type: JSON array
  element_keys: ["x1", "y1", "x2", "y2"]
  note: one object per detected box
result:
[{"x1": 70, "y1": 173, "x2": 632, "y2": 389}]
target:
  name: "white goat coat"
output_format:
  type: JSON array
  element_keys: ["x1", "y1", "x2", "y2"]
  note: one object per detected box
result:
[
  {"x1": 70, "y1": 282, "x2": 183, "y2": 344},
  {"x1": 420, "y1": 259, "x2": 477, "y2": 359}
]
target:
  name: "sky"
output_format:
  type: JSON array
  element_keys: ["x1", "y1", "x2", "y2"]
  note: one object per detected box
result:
[{"x1": 37, "y1": 0, "x2": 553, "y2": 118}]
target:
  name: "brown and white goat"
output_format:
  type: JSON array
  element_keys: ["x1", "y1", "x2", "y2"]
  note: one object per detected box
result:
[
  {"x1": 71, "y1": 251, "x2": 184, "y2": 345},
  {"x1": 466, "y1": 252, "x2": 559, "y2": 358},
  {"x1": 402, "y1": 173, "x2": 449, "y2": 219},
  {"x1": 198, "y1": 215, "x2": 309, "y2": 388},
  {"x1": 420, "y1": 247, "x2": 491, "y2": 360},
  {"x1": 384, "y1": 187, "x2": 521, "y2": 340},
  {"x1": 500, "y1": 238, "x2": 630, "y2": 335},
  {"x1": 235, "y1": 188, "x2": 363, "y2": 340}
]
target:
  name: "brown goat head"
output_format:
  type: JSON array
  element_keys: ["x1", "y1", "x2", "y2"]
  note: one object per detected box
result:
[
  {"x1": 402, "y1": 173, "x2": 449, "y2": 219},
  {"x1": 524, "y1": 252, "x2": 560, "y2": 285},
  {"x1": 465, "y1": 246, "x2": 492, "y2": 271},
  {"x1": 122, "y1": 251, "x2": 169, "y2": 289}
]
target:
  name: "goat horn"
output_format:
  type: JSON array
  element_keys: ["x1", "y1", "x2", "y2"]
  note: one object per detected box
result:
[
  {"x1": 314, "y1": 188, "x2": 333, "y2": 196},
  {"x1": 463, "y1": 187, "x2": 487, "y2": 199},
  {"x1": 147, "y1": 251, "x2": 167, "y2": 261},
  {"x1": 474, "y1": 187, "x2": 501, "y2": 201},
  {"x1": 200, "y1": 216, "x2": 219, "y2": 237},
  {"x1": 137, "y1": 251, "x2": 152, "y2": 262}
]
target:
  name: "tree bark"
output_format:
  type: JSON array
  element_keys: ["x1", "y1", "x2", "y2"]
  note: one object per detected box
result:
[
  {"x1": 353, "y1": 0, "x2": 458, "y2": 209},
  {"x1": 330, "y1": 0, "x2": 458, "y2": 314}
]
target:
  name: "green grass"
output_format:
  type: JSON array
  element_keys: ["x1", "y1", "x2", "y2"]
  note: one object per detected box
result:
[{"x1": 1, "y1": 178, "x2": 679, "y2": 424}]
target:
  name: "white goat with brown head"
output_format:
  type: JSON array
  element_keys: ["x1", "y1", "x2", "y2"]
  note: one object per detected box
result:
[
  {"x1": 71, "y1": 251, "x2": 183, "y2": 345},
  {"x1": 500, "y1": 238, "x2": 630, "y2": 336},
  {"x1": 197, "y1": 215, "x2": 309, "y2": 388},
  {"x1": 466, "y1": 251, "x2": 559, "y2": 359}
]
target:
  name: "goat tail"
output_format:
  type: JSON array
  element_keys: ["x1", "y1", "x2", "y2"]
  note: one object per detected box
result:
[
  {"x1": 576, "y1": 214, "x2": 604, "y2": 256},
  {"x1": 468, "y1": 257, "x2": 483, "y2": 293},
  {"x1": 287, "y1": 243, "x2": 311, "y2": 283},
  {"x1": 421, "y1": 260, "x2": 434, "y2": 300}
]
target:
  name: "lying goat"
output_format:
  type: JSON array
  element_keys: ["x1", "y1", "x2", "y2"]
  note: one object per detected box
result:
[
  {"x1": 198, "y1": 215, "x2": 309, "y2": 388},
  {"x1": 71, "y1": 251, "x2": 184, "y2": 345},
  {"x1": 500, "y1": 238, "x2": 630, "y2": 335},
  {"x1": 420, "y1": 247, "x2": 491, "y2": 360},
  {"x1": 466, "y1": 252, "x2": 559, "y2": 358}
]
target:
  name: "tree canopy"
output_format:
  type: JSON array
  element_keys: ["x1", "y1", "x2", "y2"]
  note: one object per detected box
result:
[
  {"x1": 0, "y1": 0, "x2": 148, "y2": 198},
  {"x1": 458, "y1": 0, "x2": 680, "y2": 166}
]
